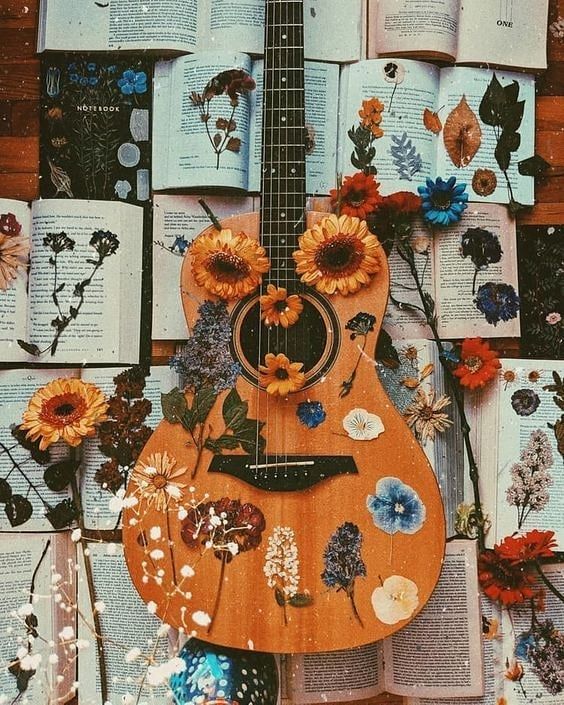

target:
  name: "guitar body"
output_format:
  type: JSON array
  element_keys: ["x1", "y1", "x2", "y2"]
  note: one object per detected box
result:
[{"x1": 123, "y1": 210, "x2": 445, "y2": 653}]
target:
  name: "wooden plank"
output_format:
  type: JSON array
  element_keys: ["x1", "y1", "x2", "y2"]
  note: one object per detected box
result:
[
  {"x1": 537, "y1": 61, "x2": 564, "y2": 95},
  {"x1": 0, "y1": 27, "x2": 37, "y2": 60},
  {"x1": 536, "y1": 96, "x2": 564, "y2": 130},
  {"x1": 536, "y1": 130, "x2": 564, "y2": 167},
  {"x1": 0, "y1": 0, "x2": 38, "y2": 20},
  {"x1": 518, "y1": 202, "x2": 564, "y2": 225},
  {"x1": 0, "y1": 136, "x2": 38, "y2": 172},
  {"x1": 11, "y1": 99, "x2": 39, "y2": 136},
  {"x1": 151, "y1": 340, "x2": 179, "y2": 359},
  {"x1": 0, "y1": 61, "x2": 39, "y2": 100},
  {"x1": 0, "y1": 99, "x2": 10, "y2": 135},
  {"x1": 0, "y1": 172, "x2": 38, "y2": 201}
]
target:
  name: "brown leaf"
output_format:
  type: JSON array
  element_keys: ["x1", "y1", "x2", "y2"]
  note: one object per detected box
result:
[
  {"x1": 423, "y1": 108, "x2": 442, "y2": 134},
  {"x1": 401, "y1": 377, "x2": 420, "y2": 389},
  {"x1": 226, "y1": 137, "x2": 241, "y2": 153},
  {"x1": 443, "y1": 95, "x2": 482, "y2": 168},
  {"x1": 213, "y1": 133, "x2": 222, "y2": 148}
]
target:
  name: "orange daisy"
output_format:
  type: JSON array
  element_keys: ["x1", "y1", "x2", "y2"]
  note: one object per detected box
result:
[
  {"x1": 260, "y1": 284, "x2": 303, "y2": 328},
  {"x1": 191, "y1": 228, "x2": 270, "y2": 300},
  {"x1": 21, "y1": 378, "x2": 108, "y2": 450},
  {"x1": 292, "y1": 214, "x2": 381, "y2": 296},
  {"x1": 330, "y1": 172, "x2": 382, "y2": 219},
  {"x1": 358, "y1": 97, "x2": 384, "y2": 138},
  {"x1": 259, "y1": 353, "x2": 305, "y2": 396},
  {"x1": 453, "y1": 338, "x2": 501, "y2": 390}
]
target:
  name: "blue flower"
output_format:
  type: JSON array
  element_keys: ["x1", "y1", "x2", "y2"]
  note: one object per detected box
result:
[
  {"x1": 117, "y1": 69, "x2": 147, "y2": 95},
  {"x1": 296, "y1": 401, "x2": 326, "y2": 428},
  {"x1": 107, "y1": 65, "x2": 117, "y2": 74},
  {"x1": 80, "y1": 77, "x2": 88, "y2": 86},
  {"x1": 69, "y1": 73, "x2": 79, "y2": 83},
  {"x1": 367, "y1": 477, "x2": 426, "y2": 535},
  {"x1": 88, "y1": 76, "x2": 98, "y2": 86},
  {"x1": 87, "y1": 62, "x2": 97, "y2": 72},
  {"x1": 474, "y1": 282, "x2": 520, "y2": 325},
  {"x1": 515, "y1": 632, "x2": 537, "y2": 661},
  {"x1": 418, "y1": 176, "x2": 468, "y2": 227},
  {"x1": 172, "y1": 236, "x2": 189, "y2": 255}
]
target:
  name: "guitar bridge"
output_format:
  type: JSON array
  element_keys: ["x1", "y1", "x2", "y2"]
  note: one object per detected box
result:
[{"x1": 207, "y1": 455, "x2": 358, "y2": 492}]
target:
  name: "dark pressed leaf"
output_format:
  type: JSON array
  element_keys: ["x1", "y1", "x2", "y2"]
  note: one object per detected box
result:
[
  {"x1": 191, "y1": 386, "x2": 218, "y2": 428},
  {"x1": 45, "y1": 499, "x2": 78, "y2": 530},
  {"x1": 5, "y1": 495, "x2": 33, "y2": 527},
  {"x1": 43, "y1": 460, "x2": 80, "y2": 492},
  {"x1": 50, "y1": 338, "x2": 58, "y2": 357},
  {"x1": 213, "y1": 132, "x2": 222, "y2": 148},
  {"x1": 0, "y1": 478, "x2": 12, "y2": 503},
  {"x1": 508, "y1": 198, "x2": 530, "y2": 218},
  {"x1": 274, "y1": 587, "x2": 286, "y2": 607},
  {"x1": 55, "y1": 283, "x2": 65, "y2": 293},
  {"x1": 518, "y1": 154, "x2": 550, "y2": 176},
  {"x1": 503, "y1": 101, "x2": 525, "y2": 133},
  {"x1": 479, "y1": 74, "x2": 506, "y2": 126},
  {"x1": 161, "y1": 388, "x2": 188, "y2": 424},
  {"x1": 10, "y1": 425, "x2": 51, "y2": 464},
  {"x1": 375, "y1": 329, "x2": 400, "y2": 369},
  {"x1": 69, "y1": 306, "x2": 79, "y2": 319},
  {"x1": 502, "y1": 80, "x2": 520, "y2": 105},
  {"x1": 222, "y1": 388, "x2": 249, "y2": 431},
  {"x1": 288, "y1": 593, "x2": 314, "y2": 607},
  {"x1": 17, "y1": 340, "x2": 41, "y2": 356},
  {"x1": 204, "y1": 435, "x2": 240, "y2": 453},
  {"x1": 494, "y1": 142, "x2": 511, "y2": 172},
  {"x1": 8, "y1": 660, "x2": 36, "y2": 693},
  {"x1": 25, "y1": 613, "x2": 38, "y2": 638}
]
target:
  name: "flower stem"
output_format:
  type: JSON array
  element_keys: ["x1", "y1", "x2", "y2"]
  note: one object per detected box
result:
[
  {"x1": 472, "y1": 268, "x2": 479, "y2": 296},
  {"x1": 348, "y1": 586, "x2": 364, "y2": 627},
  {"x1": 207, "y1": 553, "x2": 228, "y2": 634},
  {"x1": 165, "y1": 506, "x2": 178, "y2": 587},
  {"x1": 533, "y1": 561, "x2": 564, "y2": 603}
]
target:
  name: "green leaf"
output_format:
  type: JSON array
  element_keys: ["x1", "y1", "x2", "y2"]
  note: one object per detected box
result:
[
  {"x1": 275, "y1": 587, "x2": 286, "y2": 607},
  {"x1": 479, "y1": 73, "x2": 506, "y2": 126},
  {"x1": 161, "y1": 388, "x2": 188, "y2": 424},
  {"x1": 508, "y1": 198, "x2": 530, "y2": 218},
  {"x1": 288, "y1": 593, "x2": 314, "y2": 608},
  {"x1": 502, "y1": 80, "x2": 520, "y2": 105},
  {"x1": 518, "y1": 154, "x2": 550, "y2": 176},
  {"x1": 43, "y1": 460, "x2": 80, "y2": 492},
  {"x1": 503, "y1": 100, "x2": 525, "y2": 133},
  {"x1": 222, "y1": 388, "x2": 249, "y2": 431},
  {"x1": 204, "y1": 435, "x2": 240, "y2": 453},
  {"x1": 5, "y1": 495, "x2": 33, "y2": 527},
  {"x1": 0, "y1": 478, "x2": 12, "y2": 503},
  {"x1": 190, "y1": 386, "x2": 218, "y2": 429},
  {"x1": 17, "y1": 340, "x2": 41, "y2": 356}
]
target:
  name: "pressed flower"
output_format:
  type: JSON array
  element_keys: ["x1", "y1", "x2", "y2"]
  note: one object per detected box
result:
[
  {"x1": 504, "y1": 658, "x2": 524, "y2": 681},
  {"x1": 511, "y1": 388, "x2": 541, "y2": 416},
  {"x1": 117, "y1": 69, "x2": 147, "y2": 95},
  {"x1": 483, "y1": 616, "x2": 500, "y2": 640},
  {"x1": 460, "y1": 228, "x2": 502, "y2": 270},
  {"x1": 322, "y1": 522, "x2": 366, "y2": 626},
  {"x1": 418, "y1": 176, "x2": 468, "y2": 227},
  {"x1": 296, "y1": 400, "x2": 326, "y2": 428},
  {"x1": 259, "y1": 284, "x2": 303, "y2": 328},
  {"x1": 546, "y1": 312, "x2": 561, "y2": 325},
  {"x1": 130, "y1": 451, "x2": 187, "y2": 512},
  {"x1": 345, "y1": 312, "x2": 376, "y2": 339},
  {"x1": 330, "y1": 172, "x2": 382, "y2": 219},
  {"x1": 403, "y1": 387, "x2": 453, "y2": 442},
  {"x1": 478, "y1": 548, "x2": 537, "y2": 607},
  {"x1": 497, "y1": 529, "x2": 557, "y2": 564},
  {"x1": 43, "y1": 232, "x2": 75, "y2": 253},
  {"x1": 358, "y1": 97, "x2": 385, "y2": 137},
  {"x1": 506, "y1": 432, "x2": 553, "y2": 528},
  {"x1": 367, "y1": 477, "x2": 426, "y2": 535},
  {"x1": 191, "y1": 228, "x2": 269, "y2": 300},
  {"x1": 371, "y1": 575, "x2": 419, "y2": 625},
  {"x1": 21, "y1": 378, "x2": 108, "y2": 450},
  {"x1": 472, "y1": 168, "x2": 497, "y2": 197},
  {"x1": 0, "y1": 212, "x2": 22, "y2": 236},
  {"x1": 293, "y1": 214, "x2": 381, "y2": 296},
  {"x1": 0, "y1": 226, "x2": 29, "y2": 291},
  {"x1": 474, "y1": 282, "x2": 520, "y2": 325},
  {"x1": 453, "y1": 337, "x2": 501, "y2": 390},
  {"x1": 383, "y1": 62, "x2": 405, "y2": 84},
  {"x1": 259, "y1": 353, "x2": 305, "y2": 396},
  {"x1": 342, "y1": 408, "x2": 384, "y2": 440}
]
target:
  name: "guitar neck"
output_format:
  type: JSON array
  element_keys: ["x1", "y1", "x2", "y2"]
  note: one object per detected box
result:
[{"x1": 261, "y1": 0, "x2": 306, "y2": 288}]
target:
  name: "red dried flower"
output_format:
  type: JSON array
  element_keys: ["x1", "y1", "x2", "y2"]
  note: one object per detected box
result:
[
  {"x1": 478, "y1": 548, "x2": 537, "y2": 607},
  {"x1": 0, "y1": 212, "x2": 22, "y2": 237},
  {"x1": 330, "y1": 172, "x2": 382, "y2": 219},
  {"x1": 497, "y1": 529, "x2": 558, "y2": 565},
  {"x1": 453, "y1": 337, "x2": 501, "y2": 390},
  {"x1": 380, "y1": 191, "x2": 422, "y2": 214}
]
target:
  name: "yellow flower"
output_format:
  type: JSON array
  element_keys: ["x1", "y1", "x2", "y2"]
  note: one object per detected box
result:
[
  {"x1": 403, "y1": 388, "x2": 453, "y2": 443},
  {"x1": 358, "y1": 97, "x2": 385, "y2": 137},
  {"x1": 292, "y1": 214, "x2": 381, "y2": 296},
  {"x1": 131, "y1": 451, "x2": 187, "y2": 511},
  {"x1": 0, "y1": 232, "x2": 29, "y2": 291},
  {"x1": 259, "y1": 284, "x2": 303, "y2": 328},
  {"x1": 371, "y1": 575, "x2": 419, "y2": 624},
  {"x1": 21, "y1": 378, "x2": 108, "y2": 450},
  {"x1": 191, "y1": 228, "x2": 270, "y2": 300},
  {"x1": 259, "y1": 353, "x2": 305, "y2": 397}
]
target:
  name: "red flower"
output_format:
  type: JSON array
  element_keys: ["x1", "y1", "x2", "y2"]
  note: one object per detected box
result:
[
  {"x1": 478, "y1": 549, "x2": 537, "y2": 606},
  {"x1": 0, "y1": 212, "x2": 22, "y2": 237},
  {"x1": 380, "y1": 191, "x2": 422, "y2": 214},
  {"x1": 453, "y1": 337, "x2": 501, "y2": 390},
  {"x1": 330, "y1": 172, "x2": 382, "y2": 219},
  {"x1": 497, "y1": 530, "x2": 557, "y2": 564}
]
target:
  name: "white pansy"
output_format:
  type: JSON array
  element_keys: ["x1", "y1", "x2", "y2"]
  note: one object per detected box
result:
[{"x1": 342, "y1": 408, "x2": 385, "y2": 440}]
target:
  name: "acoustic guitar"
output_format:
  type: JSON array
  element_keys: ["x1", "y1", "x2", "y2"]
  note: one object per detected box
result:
[{"x1": 123, "y1": 0, "x2": 445, "y2": 653}]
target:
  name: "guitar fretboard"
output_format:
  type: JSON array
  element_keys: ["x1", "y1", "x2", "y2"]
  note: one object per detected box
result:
[{"x1": 261, "y1": 0, "x2": 306, "y2": 289}]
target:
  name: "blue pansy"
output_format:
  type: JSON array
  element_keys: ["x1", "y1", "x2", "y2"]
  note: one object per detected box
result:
[
  {"x1": 172, "y1": 236, "x2": 189, "y2": 255},
  {"x1": 296, "y1": 400, "x2": 326, "y2": 428},
  {"x1": 367, "y1": 476, "x2": 426, "y2": 535},
  {"x1": 418, "y1": 176, "x2": 468, "y2": 227},
  {"x1": 515, "y1": 632, "x2": 536, "y2": 661},
  {"x1": 118, "y1": 69, "x2": 148, "y2": 95},
  {"x1": 474, "y1": 282, "x2": 520, "y2": 325}
]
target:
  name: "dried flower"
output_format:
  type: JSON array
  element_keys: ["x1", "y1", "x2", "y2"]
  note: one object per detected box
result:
[
  {"x1": 528, "y1": 619, "x2": 564, "y2": 694},
  {"x1": 345, "y1": 312, "x2": 376, "y2": 339},
  {"x1": 264, "y1": 526, "x2": 300, "y2": 598},
  {"x1": 472, "y1": 168, "x2": 497, "y2": 197},
  {"x1": 0, "y1": 212, "x2": 22, "y2": 236},
  {"x1": 358, "y1": 97, "x2": 384, "y2": 137},
  {"x1": 453, "y1": 337, "x2": 501, "y2": 390},
  {"x1": 43, "y1": 232, "x2": 75, "y2": 253},
  {"x1": 0, "y1": 218, "x2": 29, "y2": 290},
  {"x1": 474, "y1": 282, "x2": 520, "y2": 326},
  {"x1": 259, "y1": 353, "x2": 305, "y2": 396},
  {"x1": 342, "y1": 408, "x2": 384, "y2": 440},
  {"x1": 89, "y1": 230, "x2": 119, "y2": 259},
  {"x1": 460, "y1": 227, "x2": 502, "y2": 270},
  {"x1": 455, "y1": 502, "x2": 490, "y2": 539},
  {"x1": 403, "y1": 387, "x2": 453, "y2": 442},
  {"x1": 259, "y1": 284, "x2": 303, "y2": 328},
  {"x1": 496, "y1": 529, "x2": 557, "y2": 564},
  {"x1": 367, "y1": 477, "x2": 426, "y2": 535},
  {"x1": 296, "y1": 400, "x2": 326, "y2": 428},
  {"x1": 371, "y1": 575, "x2": 419, "y2": 624},
  {"x1": 511, "y1": 388, "x2": 541, "y2": 416},
  {"x1": 130, "y1": 451, "x2": 187, "y2": 511},
  {"x1": 478, "y1": 548, "x2": 537, "y2": 607},
  {"x1": 330, "y1": 172, "x2": 382, "y2": 219},
  {"x1": 418, "y1": 176, "x2": 468, "y2": 227},
  {"x1": 546, "y1": 312, "x2": 562, "y2": 325}
]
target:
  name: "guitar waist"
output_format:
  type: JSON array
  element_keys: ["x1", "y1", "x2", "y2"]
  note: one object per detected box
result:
[{"x1": 207, "y1": 454, "x2": 358, "y2": 492}]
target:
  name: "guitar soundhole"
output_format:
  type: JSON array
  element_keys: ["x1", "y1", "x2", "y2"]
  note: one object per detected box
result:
[{"x1": 232, "y1": 291, "x2": 340, "y2": 389}]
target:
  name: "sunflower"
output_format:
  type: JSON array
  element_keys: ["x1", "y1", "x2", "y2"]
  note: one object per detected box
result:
[
  {"x1": 0, "y1": 228, "x2": 29, "y2": 291},
  {"x1": 403, "y1": 388, "x2": 452, "y2": 442},
  {"x1": 259, "y1": 353, "x2": 305, "y2": 396},
  {"x1": 21, "y1": 378, "x2": 108, "y2": 450},
  {"x1": 358, "y1": 97, "x2": 384, "y2": 138},
  {"x1": 259, "y1": 284, "x2": 303, "y2": 328},
  {"x1": 191, "y1": 228, "x2": 270, "y2": 300},
  {"x1": 453, "y1": 337, "x2": 501, "y2": 389},
  {"x1": 330, "y1": 172, "x2": 382, "y2": 219},
  {"x1": 293, "y1": 214, "x2": 381, "y2": 296},
  {"x1": 131, "y1": 451, "x2": 187, "y2": 511}
]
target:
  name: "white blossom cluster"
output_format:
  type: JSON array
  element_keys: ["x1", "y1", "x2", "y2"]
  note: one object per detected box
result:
[
  {"x1": 506, "y1": 430, "x2": 554, "y2": 522},
  {"x1": 263, "y1": 526, "x2": 300, "y2": 597}
]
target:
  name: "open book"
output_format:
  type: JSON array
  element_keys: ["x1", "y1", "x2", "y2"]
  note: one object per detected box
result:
[
  {"x1": 0, "y1": 366, "x2": 177, "y2": 532},
  {"x1": 37, "y1": 0, "x2": 363, "y2": 63},
  {"x1": 368, "y1": 0, "x2": 549, "y2": 71},
  {"x1": 384, "y1": 203, "x2": 521, "y2": 339},
  {"x1": 286, "y1": 541, "x2": 483, "y2": 703},
  {"x1": 153, "y1": 51, "x2": 339, "y2": 194},
  {"x1": 0, "y1": 197, "x2": 145, "y2": 365},
  {"x1": 466, "y1": 359, "x2": 564, "y2": 548}
]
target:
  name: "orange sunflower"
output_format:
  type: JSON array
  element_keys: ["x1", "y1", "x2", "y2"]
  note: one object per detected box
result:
[
  {"x1": 453, "y1": 337, "x2": 501, "y2": 390},
  {"x1": 21, "y1": 378, "x2": 108, "y2": 450},
  {"x1": 358, "y1": 97, "x2": 384, "y2": 138},
  {"x1": 259, "y1": 284, "x2": 303, "y2": 328},
  {"x1": 259, "y1": 353, "x2": 305, "y2": 396},
  {"x1": 330, "y1": 172, "x2": 382, "y2": 219},
  {"x1": 293, "y1": 214, "x2": 381, "y2": 296},
  {"x1": 191, "y1": 228, "x2": 270, "y2": 300}
]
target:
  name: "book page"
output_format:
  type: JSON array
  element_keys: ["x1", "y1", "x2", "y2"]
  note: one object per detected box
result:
[
  {"x1": 152, "y1": 195, "x2": 255, "y2": 339},
  {"x1": 288, "y1": 641, "x2": 384, "y2": 703},
  {"x1": 436, "y1": 68, "x2": 535, "y2": 205},
  {"x1": 249, "y1": 61, "x2": 339, "y2": 194},
  {"x1": 338, "y1": 59, "x2": 440, "y2": 194},
  {"x1": 0, "y1": 369, "x2": 78, "y2": 532},
  {"x1": 370, "y1": 0, "x2": 459, "y2": 60},
  {"x1": 79, "y1": 366, "x2": 179, "y2": 530},
  {"x1": 77, "y1": 543, "x2": 169, "y2": 705},
  {"x1": 40, "y1": 0, "x2": 199, "y2": 52},
  {"x1": 153, "y1": 52, "x2": 252, "y2": 191},
  {"x1": 457, "y1": 0, "x2": 549, "y2": 70},
  {"x1": 383, "y1": 540, "x2": 483, "y2": 697},
  {"x1": 0, "y1": 199, "x2": 31, "y2": 363},
  {"x1": 433, "y1": 203, "x2": 520, "y2": 339},
  {"x1": 494, "y1": 360, "x2": 564, "y2": 544},
  {"x1": 28, "y1": 200, "x2": 142, "y2": 364}
]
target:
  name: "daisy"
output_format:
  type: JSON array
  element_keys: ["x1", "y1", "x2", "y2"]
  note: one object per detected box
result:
[
  {"x1": 259, "y1": 353, "x2": 305, "y2": 396},
  {"x1": 131, "y1": 451, "x2": 187, "y2": 511},
  {"x1": 259, "y1": 284, "x2": 303, "y2": 328},
  {"x1": 453, "y1": 337, "x2": 501, "y2": 389},
  {"x1": 403, "y1": 388, "x2": 452, "y2": 442}
]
